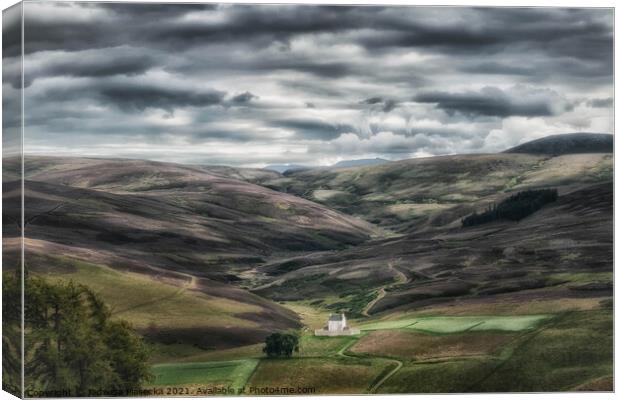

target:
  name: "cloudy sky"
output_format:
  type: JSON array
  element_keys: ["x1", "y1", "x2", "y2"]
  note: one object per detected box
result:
[{"x1": 4, "y1": 2, "x2": 614, "y2": 167}]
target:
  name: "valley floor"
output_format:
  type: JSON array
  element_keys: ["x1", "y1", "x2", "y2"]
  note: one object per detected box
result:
[{"x1": 144, "y1": 303, "x2": 612, "y2": 394}]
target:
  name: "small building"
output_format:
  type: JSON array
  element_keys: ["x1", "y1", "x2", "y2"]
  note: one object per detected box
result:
[{"x1": 315, "y1": 313, "x2": 360, "y2": 336}]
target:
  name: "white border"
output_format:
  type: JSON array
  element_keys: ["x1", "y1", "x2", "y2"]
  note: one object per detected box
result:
[{"x1": 0, "y1": 1, "x2": 616, "y2": 400}]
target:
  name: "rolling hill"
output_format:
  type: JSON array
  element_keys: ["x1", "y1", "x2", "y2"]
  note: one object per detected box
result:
[
  {"x1": 504, "y1": 133, "x2": 613, "y2": 155},
  {"x1": 5, "y1": 134, "x2": 613, "y2": 360},
  {"x1": 332, "y1": 158, "x2": 390, "y2": 168},
  {"x1": 4, "y1": 156, "x2": 378, "y2": 351},
  {"x1": 253, "y1": 182, "x2": 612, "y2": 316},
  {"x1": 261, "y1": 152, "x2": 612, "y2": 231}
]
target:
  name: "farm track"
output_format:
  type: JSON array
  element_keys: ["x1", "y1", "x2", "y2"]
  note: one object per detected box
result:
[
  {"x1": 334, "y1": 334, "x2": 403, "y2": 393},
  {"x1": 369, "y1": 359, "x2": 403, "y2": 394},
  {"x1": 362, "y1": 258, "x2": 408, "y2": 317}
]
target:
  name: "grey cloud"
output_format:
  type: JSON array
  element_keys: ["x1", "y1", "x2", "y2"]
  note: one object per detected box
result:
[
  {"x1": 459, "y1": 62, "x2": 534, "y2": 76},
  {"x1": 98, "y1": 83, "x2": 226, "y2": 112},
  {"x1": 20, "y1": 49, "x2": 157, "y2": 88},
  {"x1": 34, "y1": 80, "x2": 227, "y2": 113},
  {"x1": 191, "y1": 129, "x2": 258, "y2": 143},
  {"x1": 231, "y1": 91, "x2": 258, "y2": 104},
  {"x1": 361, "y1": 97, "x2": 398, "y2": 113},
  {"x1": 2, "y1": 3, "x2": 22, "y2": 58},
  {"x1": 414, "y1": 86, "x2": 572, "y2": 118},
  {"x1": 97, "y1": 3, "x2": 215, "y2": 17},
  {"x1": 361, "y1": 97, "x2": 383, "y2": 105},
  {"x1": 16, "y1": 4, "x2": 613, "y2": 166},
  {"x1": 587, "y1": 97, "x2": 613, "y2": 108},
  {"x1": 43, "y1": 54, "x2": 154, "y2": 79},
  {"x1": 271, "y1": 118, "x2": 356, "y2": 140},
  {"x1": 382, "y1": 100, "x2": 397, "y2": 113}
]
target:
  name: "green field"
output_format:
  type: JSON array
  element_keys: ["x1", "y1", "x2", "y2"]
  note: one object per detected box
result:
[
  {"x1": 298, "y1": 335, "x2": 355, "y2": 357},
  {"x1": 143, "y1": 308, "x2": 611, "y2": 393},
  {"x1": 358, "y1": 318, "x2": 419, "y2": 331},
  {"x1": 359, "y1": 315, "x2": 550, "y2": 333},
  {"x1": 151, "y1": 359, "x2": 259, "y2": 389},
  {"x1": 469, "y1": 316, "x2": 551, "y2": 332}
]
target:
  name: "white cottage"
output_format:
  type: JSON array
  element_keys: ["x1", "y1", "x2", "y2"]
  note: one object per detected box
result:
[
  {"x1": 328, "y1": 313, "x2": 347, "y2": 331},
  {"x1": 315, "y1": 313, "x2": 360, "y2": 336}
]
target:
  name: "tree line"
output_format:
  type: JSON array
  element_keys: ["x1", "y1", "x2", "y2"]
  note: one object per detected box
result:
[{"x1": 461, "y1": 188, "x2": 558, "y2": 227}]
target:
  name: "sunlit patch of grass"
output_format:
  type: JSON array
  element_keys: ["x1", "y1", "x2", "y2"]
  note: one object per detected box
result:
[{"x1": 151, "y1": 359, "x2": 258, "y2": 389}]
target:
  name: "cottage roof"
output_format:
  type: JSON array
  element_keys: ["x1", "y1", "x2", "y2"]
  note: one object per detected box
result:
[{"x1": 329, "y1": 314, "x2": 344, "y2": 321}]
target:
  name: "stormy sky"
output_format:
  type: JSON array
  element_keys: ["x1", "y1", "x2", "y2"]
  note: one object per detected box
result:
[{"x1": 4, "y1": 3, "x2": 614, "y2": 167}]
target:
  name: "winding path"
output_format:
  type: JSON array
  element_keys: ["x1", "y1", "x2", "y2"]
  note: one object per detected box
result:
[
  {"x1": 369, "y1": 359, "x2": 403, "y2": 394},
  {"x1": 334, "y1": 335, "x2": 403, "y2": 393},
  {"x1": 362, "y1": 258, "x2": 408, "y2": 317}
]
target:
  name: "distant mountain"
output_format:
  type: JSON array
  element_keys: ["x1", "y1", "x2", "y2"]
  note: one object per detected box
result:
[
  {"x1": 263, "y1": 164, "x2": 308, "y2": 173},
  {"x1": 504, "y1": 133, "x2": 613, "y2": 155},
  {"x1": 332, "y1": 158, "x2": 390, "y2": 168}
]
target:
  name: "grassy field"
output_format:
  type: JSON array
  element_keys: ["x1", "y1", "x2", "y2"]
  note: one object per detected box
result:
[
  {"x1": 149, "y1": 343, "x2": 264, "y2": 364},
  {"x1": 151, "y1": 359, "x2": 259, "y2": 389},
  {"x1": 358, "y1": 315, "x2": 550, "y2": 333},
  {"x1": 298, "y1": 335, "x2": 355, "y2": 357}
]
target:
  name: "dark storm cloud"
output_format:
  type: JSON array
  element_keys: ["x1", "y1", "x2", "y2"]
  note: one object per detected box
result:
[
  {"x1": 33, "y1": 79, "x2": 227, "y2": 113},
  {"x1": 459, "y1": 62, "x2": 534, "y2": 76},
  {"x1": 98, "y1": 83, "x2": 226, "y2": 112},
  {"x1": 45, "y1": 54, "x2": 153, "y2": 79},
  {"x1": 414, "y1": 86, "x2": 572, "y2": 118},
  {"x1": 360, "y1": 97, "x2": 398, "y2": 113},
  {"x1": 22, "y1": 5, "x2": 610, "y2": 60},
  {"x1": 231, "y1": 92, "x2": 258, "y2": 104},
  {"x1": 48, "y1": 56, "x2": 152, "y2": 79},
  {"x1": 2, "y1": 3, "x2": 22, "y2": 58},
  {"x1": 18, "y1": 50, "x2": 157, "y2": 88},
  {"x1": 361, "y1": 97, "x2": 384, "y2": 105},
  {"x1": 271, "y1": 118, "x2": 356, "y2": 140},
  {"x1": 97, "y1": 3, "x2": 215, "y2": 17}
]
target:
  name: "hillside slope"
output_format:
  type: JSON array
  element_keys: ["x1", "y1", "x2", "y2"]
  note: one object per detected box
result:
[
  {"x1": 14, "y1": 158, "x2": 375, "y2": 276},
  {"x1": 504, "y1": 133, "x2": 613, "y2": 155},
  {"x1": 253, "y1": 182, "x2": 612, "y2": 316},
  {"x1": 4, "y1": 156, "x2": 380, "y2": 350},
  {"x1": 262, "y1": 153, "x2": 612, "y2": 231}
]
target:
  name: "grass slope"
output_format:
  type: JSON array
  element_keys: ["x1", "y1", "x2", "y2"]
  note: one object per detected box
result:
[
  {"x1": 151, "y1": 359, "x2": 259, "y2": 389},
  {"x1": 40, "y1": 257, "x2": 300, "y2": 352},
  {"x1": 358, "y1": 315, "x2": 549, "y2": 333}
]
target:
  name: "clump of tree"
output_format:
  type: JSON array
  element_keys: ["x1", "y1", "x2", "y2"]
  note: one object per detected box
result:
[
  {"x1": 3, "y1": 270, "x2": 22, "y2": 396},
  {"x1": 462, "y1": 188, "x2": 558, "y2": 227},
  {"x1": 262, "y1": 332, "x2": 299, "y2": 358},
  {"x1": 3, "y1": 272, "x2": 152, "y2": 396}
]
